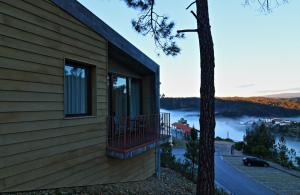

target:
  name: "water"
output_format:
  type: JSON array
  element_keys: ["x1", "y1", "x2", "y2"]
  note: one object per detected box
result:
[{"x1": 161, "y1": 108, "x2": 300, "y2": 156}]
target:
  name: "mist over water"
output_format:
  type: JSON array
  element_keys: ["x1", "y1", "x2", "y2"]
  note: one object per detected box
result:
[{"x1": 161, "y1": 109, "x2": 300, "y2": 155}]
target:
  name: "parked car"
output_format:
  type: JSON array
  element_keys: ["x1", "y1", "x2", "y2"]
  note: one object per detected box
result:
[{"x1": 243, "y1": 157, "x2": 270, "y2": 167}]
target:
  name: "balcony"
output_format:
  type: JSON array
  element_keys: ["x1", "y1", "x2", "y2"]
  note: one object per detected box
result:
[{"x1": 106, "y1": 113, "x2": 171, "y2": 159}]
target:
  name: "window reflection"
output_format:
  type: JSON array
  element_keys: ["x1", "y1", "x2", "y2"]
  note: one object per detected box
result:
[
  {"x1": 110, "y1": 74, "x2": 141, "y2": 118},
  {"x1": 112, "y1": 76, "x2": 127, "y2": 117},
  {"x1": 64, "y1": 63, "x2": 90, "y2": 116}
]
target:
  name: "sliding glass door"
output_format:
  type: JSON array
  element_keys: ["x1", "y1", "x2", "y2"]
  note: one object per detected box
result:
[
  {"x1": 130, "y1": 78, "x2": 141, "y2": 117},
  {"x1": 111, "y1": 75, "x2": 128, "y2": 117},
  {"x1": 109, "y1": 74, "x2": 141, "y2": 118}
]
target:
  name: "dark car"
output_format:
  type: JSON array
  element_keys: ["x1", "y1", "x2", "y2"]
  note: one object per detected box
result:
[{"x1": 242, "y1": 157, "x2": 270, "y2": 167}]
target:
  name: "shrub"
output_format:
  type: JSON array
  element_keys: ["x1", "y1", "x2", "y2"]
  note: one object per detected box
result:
[
  {"x1": 273, "y1": 136, "x2": 296, "y2": 169},
  {"x1": 296, "y1": 157, "x2": 300, "y2": 168},
  {"x1": 243, "y1": 123, "x2": 275, "y2": 158},
  {"x1": 215, "y1": 136, "x2": 233, "y2": 142},
  {"x1": 234, "y1": 141, "x2": 244, "y2": 151},
  {"x1": 250, "y1": 145, "x2": 269, "y2": 158},
  {"x1": 161, "y1": 142, "x2": 176, "y2": 168},
  {"x1": 184, "y1": 127, "x2": 199, "y2": 179}
]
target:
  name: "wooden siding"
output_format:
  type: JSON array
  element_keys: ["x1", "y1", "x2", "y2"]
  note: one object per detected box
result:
[{"x1": 0, "y1": 0, "x2": 155, "y2": 192}]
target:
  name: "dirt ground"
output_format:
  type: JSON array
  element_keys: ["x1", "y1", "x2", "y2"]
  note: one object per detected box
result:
[{"x1": 5, "y1": 168, "x2": 196, "y2": 195}]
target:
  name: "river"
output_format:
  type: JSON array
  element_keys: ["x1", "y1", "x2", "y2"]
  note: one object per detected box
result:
[{"x1": 161, "y1": 108, "x2": 300, "y2": 156}]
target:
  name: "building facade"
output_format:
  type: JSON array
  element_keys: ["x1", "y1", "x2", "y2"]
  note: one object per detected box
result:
[{"x1": 0, "y1": 0, "x2": 169, "y2": 192}]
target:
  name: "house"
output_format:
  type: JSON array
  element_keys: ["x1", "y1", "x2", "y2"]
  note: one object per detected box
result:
[
  {"x1": 172, "y1": 121, "x2": 192, "y2": 140},
  {"x1": 0, "y1": 0, "x2": 170, "y2": 192}
]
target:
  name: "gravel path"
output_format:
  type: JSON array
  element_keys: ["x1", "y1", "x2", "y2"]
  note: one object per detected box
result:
[{"x1": 6, "y1": 168, "x2": 196, "y2": 195}]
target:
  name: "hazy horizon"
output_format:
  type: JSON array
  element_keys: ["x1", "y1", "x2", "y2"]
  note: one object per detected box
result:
[
  {"x1": 162, "y1": 92, "x2": 300, "y2": 98},
  {"x1": 78, "y1": 0, "x2": 300, "y2": 97}
]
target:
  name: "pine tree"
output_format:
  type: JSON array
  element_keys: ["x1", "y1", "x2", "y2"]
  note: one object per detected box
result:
[{"x1": 184, "y1": 127, "x2": 199, "y2": 180}]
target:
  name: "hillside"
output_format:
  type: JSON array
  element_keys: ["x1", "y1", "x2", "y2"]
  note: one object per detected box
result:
[
  {"x1": 160, "y1": 97, "x2": 300, "y2": 117},
  {"x1": 264, "y1": 92, "x2": 300, "y2": 99}
]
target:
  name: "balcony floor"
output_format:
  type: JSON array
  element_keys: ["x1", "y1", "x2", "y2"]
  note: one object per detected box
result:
[{"x1": 106, "y1": 133, "x2": 171, "y2": 159}]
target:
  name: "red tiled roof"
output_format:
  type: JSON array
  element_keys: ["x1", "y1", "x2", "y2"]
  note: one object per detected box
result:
[{"x1": 172, "y1": 123, "x2": 192, "y2": 133}]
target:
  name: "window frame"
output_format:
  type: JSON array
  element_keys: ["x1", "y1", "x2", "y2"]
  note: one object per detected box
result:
[{"x1": 64, "y1": 59, "x2": 93, "y2": 118}]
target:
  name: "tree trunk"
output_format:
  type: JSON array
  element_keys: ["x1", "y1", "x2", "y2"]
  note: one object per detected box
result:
[{"x1": 196, "y1": 0, "x2": 216, "y2": 194}]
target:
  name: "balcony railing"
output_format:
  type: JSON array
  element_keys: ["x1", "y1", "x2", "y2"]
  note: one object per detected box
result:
[{"x1": 106, "y1": 113, "x2": 170, "y2": 159}]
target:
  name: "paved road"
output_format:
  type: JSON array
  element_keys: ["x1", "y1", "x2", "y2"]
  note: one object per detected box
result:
[
  {"x1": 173, "y1": 147, "x2": 275, "y2": 195},
  {"x1": 215, "y1": 155, "x2": 274, "y2": 195}
]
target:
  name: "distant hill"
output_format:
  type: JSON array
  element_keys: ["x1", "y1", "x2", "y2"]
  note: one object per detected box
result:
[
  {"x1": 160, "y1": 97, "x2": 300, "y2": 117},
  {"x1": 264, "y1": 92, "x2": 300, "y2": 99}
]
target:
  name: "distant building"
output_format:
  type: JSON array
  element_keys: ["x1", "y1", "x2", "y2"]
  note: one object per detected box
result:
[{"x1": 172, "y1": 120, "x2": 192, "y2": 140}]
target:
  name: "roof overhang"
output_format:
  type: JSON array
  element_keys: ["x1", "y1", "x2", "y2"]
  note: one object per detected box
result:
[{"x1": 51, "y1": 0, "x2": 159, "y2": 74}]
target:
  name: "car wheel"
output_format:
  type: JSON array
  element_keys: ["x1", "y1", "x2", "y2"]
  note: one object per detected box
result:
[
  {"x1": 247, "y1": 162, "x2": 251, "y2": 166},
  {"x1": 264, "y1": 163, "x2": 269, "y2": 167}
]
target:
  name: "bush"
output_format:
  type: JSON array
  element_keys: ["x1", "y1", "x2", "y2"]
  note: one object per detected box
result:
[
  {"x1": 215, "y1": 187, "x2": 229, "y2": 195},
  {"x1": 243, "y1": 124, "x2": 298, "y2": 169},
  {"x1": 250, "y1": 145, "x2": 269, "y2": 158},
  {"x1": 215, "y1": 136, "x2": 233, "y2": 142},
  {"x1": 296, "y1": 157, "x2": 300, "y2": 168},
  {"x1": 184, "y1": 127, "x2": 199, "y2": 179},
  {"x1": 273, "y1": 136, "x2": 296, "y2": 169},
  {"x1": 161, "y1": 142, "x2": 176, "y2": 168},
  {"x1": 234, "y1": 141, "x2": 244, "y2": 151},
  {"x1": 243, "y1": 123, "x2": 275, "y2": 158}
]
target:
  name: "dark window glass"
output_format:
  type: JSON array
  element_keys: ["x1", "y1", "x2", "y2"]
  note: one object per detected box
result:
[
  {"x1": 111, "y1": 75, "x2": 128, "y2": 117},
  {"x1": 130, "y1": 79, "x2": 141, "y2": 117},
  {"x1": 109, "y1": 74, "x2": 142, "y2": 118},
  {"x1": 64, "y1": 61, "x2": 91, "y2": 117}
]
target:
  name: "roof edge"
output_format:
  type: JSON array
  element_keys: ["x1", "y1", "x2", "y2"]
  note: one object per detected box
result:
[{"x1": 51, "y1": 0, "x2": 159, "y2": 73}]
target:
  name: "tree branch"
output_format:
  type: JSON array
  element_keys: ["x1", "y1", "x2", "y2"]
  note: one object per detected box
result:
[
  {"x1": 177, "y1": 29, "x2": 198, "y2": 33},
  {"x1": 186, "y1": 1, "x2": 196, "y2": 10},
  {"x1": 244, "y1": 0, "x2": 288, "y2": 12},
  {"x1": 124, "y1": 0, "x2": 184, "y2": 56},
  {"x1": 191, "y1": 10, "x2": 199, "y2": 21}
]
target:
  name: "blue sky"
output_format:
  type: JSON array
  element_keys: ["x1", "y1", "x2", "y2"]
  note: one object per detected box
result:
[{"x1": 78, "y1": 0, "x2": 300, "y2": 97}]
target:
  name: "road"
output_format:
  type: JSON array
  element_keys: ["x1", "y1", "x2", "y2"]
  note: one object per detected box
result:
[
  {"x1": 215, "y1": 155, "x2": 274, "y2": 195},
  {"x1": 173, "y1": 147, "x2": 275, "y2": 195}
]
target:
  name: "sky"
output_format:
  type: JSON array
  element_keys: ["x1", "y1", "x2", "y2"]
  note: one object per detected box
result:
[{"x1": 78, "y1": 0, "x2": 300, "y2": 97}]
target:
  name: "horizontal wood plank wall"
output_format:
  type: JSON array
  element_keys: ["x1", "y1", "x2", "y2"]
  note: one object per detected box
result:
[{"x1": 0, "y1": 0, "x2": 155, "y2": 192}]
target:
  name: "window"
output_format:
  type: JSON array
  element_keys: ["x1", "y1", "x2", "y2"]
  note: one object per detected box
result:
[
  {"x1": 130, "y1": 78, "x2": 141, "y2": 117},
  {"x1": 111, "y1": 76, "x2": 128, "y2": 117},
  {"x1": 64, "y1": 60, "x2": 91, "y2": 117},
  {"x1": 109, "y1": 74, "x2": 141, "y2": 117}
]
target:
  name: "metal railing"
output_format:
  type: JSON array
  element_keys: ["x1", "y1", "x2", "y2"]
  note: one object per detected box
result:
[{"x1": 107, "y1": 113, "x2": 170, "y2": 151}]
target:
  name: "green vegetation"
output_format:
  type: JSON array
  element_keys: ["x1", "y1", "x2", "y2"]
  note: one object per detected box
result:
[
  {"x1": 274, "y1": 136, "x2": 297, "y2": 168},
  {"x1": 160, "y1": 142, "x2": 176, "y2": 168},
  {"x1": 215, "y1": 136, "x2": 234, "y2": 142},
  {"x1": 267, "y1": 122, "x2": 300, "y2": 138},
  {"x1": 296, "y1": 157, "x2": 300, "y2": 168},
  {"x1": 161, "y1": 129, "x2": 199, "y2": 182},
  {"x1": 243, "y1": 124, "x2": 275, "y2": 158},
  {"x1": 184, "y1": 127, "x2": 199, "y2": 179},
  {"x1": 161, "y1": 97, "x2": 300, "y2": 117},
  {"x1": 222, "y1": 97, "x2": 300, "y2": 110},
  {"x1": 172, "y1": 139, "x2": 187, "y2": 147},
  {"x1": 242, "y1": 124, "x2": 300, "y2": 170},
  {"x1": 161, "y1": 142, "x2": 196, "y2": 181},
  {"x1": 234, "y1": 141, "x2": 245, "y2": 151}
]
